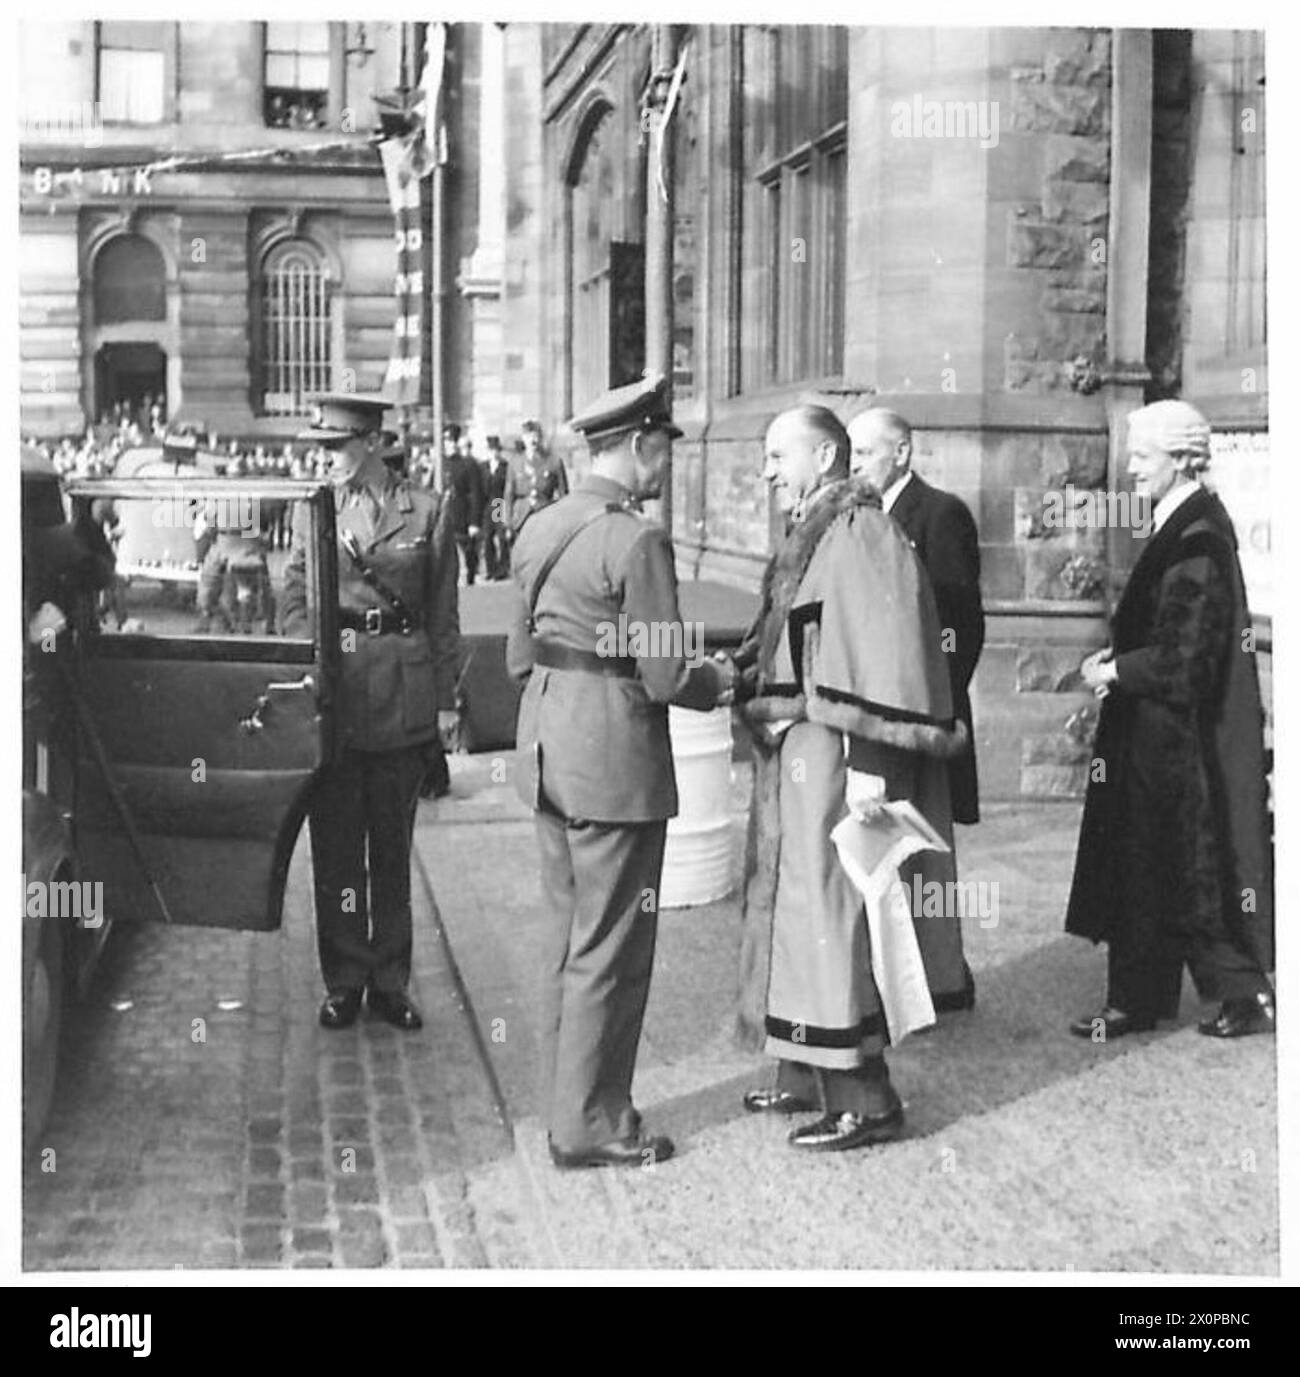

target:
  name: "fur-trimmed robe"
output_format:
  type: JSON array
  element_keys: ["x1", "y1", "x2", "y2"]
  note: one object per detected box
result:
[
  {"x1": 733, "y1": 479, "x2": 968, "y2": 1051},
  {"x1": 1064, "y1": 484, "x2": 1273, "y2": 987}
]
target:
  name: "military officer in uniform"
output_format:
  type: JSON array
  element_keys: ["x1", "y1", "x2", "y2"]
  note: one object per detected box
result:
[
  {"x1": 283, "y1": 394, "x2": 460, "y2": 1031},
  {"x1": 509, "y1": 419, "x2": 569, "y2": 534},
  {"x1": 507, "y1": 373, "x2": 734, "y2": 1169},
  {"x1": 194, "y1": 504, "x2": 275, "y2": 636}
]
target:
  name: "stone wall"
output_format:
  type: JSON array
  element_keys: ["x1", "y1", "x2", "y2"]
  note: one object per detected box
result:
[
  {"x1": 19, "y1": 220, "x2": 83, "y2": 436},
  {"x1": 482, "y1": 24, "x2": 1271, "y2": 801},
  {"x1": 499, "y1": 27, "x2": 547, "y2": 439},
  {"x1": 18, "y1": 21, "x2": 399, "y2": 440}
]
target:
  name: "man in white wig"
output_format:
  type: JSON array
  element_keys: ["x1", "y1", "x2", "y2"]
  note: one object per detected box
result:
[{"x1": 1065, "y1": 400, "x2": 1274, "y2": 1039}]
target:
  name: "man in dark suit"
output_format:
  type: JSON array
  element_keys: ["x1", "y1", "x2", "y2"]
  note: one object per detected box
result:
[
  {"x1": 283, "y1": 394, "x2": 460, "y2": 1032},
  {"x1": 443, "y1": 428, "x2": 487, "y2": 585},
  {"x1": 480, "y1": 435, "x2": 512, "y2": 580},
  {"x1": 507, "y1": 373, "x2": 733, "y2": 1169},
  {"x1": 849, "y1": 407, "x2": 985, "y2": 1008}
]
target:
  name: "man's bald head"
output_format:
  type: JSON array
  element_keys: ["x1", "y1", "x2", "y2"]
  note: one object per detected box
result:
[
  {"x1": 763, "y1": 405, "x2": 850, "y2": 517},
  {"x1": 782, "y1": 405, "x2": 851, "y2": 471},
  {"x1": 848, "y1": 407, "x2": 913, "y2": 493}
]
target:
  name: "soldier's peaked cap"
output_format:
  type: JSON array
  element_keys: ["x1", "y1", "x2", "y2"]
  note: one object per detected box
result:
[
  {"x1": 299, "y1": 393, "x2": 392, "y2": 442},
  {"x1": 568, "y1": 372, "x2": 682, "y2": 443}
]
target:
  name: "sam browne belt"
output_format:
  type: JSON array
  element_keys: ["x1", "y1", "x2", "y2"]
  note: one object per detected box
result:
[
  {"x1": 339, "y1": 607, "x2": 416, "y2": 636},
  {"x1": 532, "y1": 639, "x2": 637, "y2": 678}
]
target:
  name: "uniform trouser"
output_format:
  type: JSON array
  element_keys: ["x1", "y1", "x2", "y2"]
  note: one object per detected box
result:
[
  {"x1": 420, "y1": 735, "x2": 450, "y2": 797},
  {"x1": 534, "y1": 807, "x2": 667, "y2": 1152},
  {"x1": 484, "y1": 523, "x2": 510, "y2": 580},
  {"x1": 776, "y1": 1057, "x2": 898, "y2": 1117},
  {"x1": 308, "y1": 745, "x2": 426, "y2": 995},
  {"x1": 196, "y1": 556, "x2": 231, "y2": 630},
  {"x1": 455, "y1": 533, "x2": 480, "y2": 586},
  {"x1": 1107, "y1": 919, "x2": 1271, "y2": 1021}
]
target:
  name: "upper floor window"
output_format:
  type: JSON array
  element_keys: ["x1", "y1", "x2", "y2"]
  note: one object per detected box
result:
[
  {"x1": 740, "y1": 25, "x2": 848, "y2": 390},
  {"x1": 97, "y1": 22, "x2": 169, "y2": 125},
  {"x1": 259, "y1": 241, "x2": 333, "y2": 416},
  {"x1": 265, "y1": 22, "x2": 331, "y2": 129}
]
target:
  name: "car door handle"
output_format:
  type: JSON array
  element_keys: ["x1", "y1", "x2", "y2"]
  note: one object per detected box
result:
[{"x1": 239, "y1": 675, "x2": 316, "y2": 733}]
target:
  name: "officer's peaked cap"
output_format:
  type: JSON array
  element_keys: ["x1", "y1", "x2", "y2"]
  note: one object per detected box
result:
[
  {"x1": 568, "y1": 372, "x2": 683, "y2": 443},
  {"x1": 299, "y1": 393, "x2": 392, "y2": 442}
]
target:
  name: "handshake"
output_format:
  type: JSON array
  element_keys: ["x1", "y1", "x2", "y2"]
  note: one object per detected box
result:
[{"x1": 705, "y1": 650, "x2": 739, "y2": 706}]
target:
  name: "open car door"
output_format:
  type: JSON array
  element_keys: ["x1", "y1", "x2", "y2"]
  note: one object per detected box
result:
[{"x1": 64, "y1": 476, "x2": 339, "y2": 931}]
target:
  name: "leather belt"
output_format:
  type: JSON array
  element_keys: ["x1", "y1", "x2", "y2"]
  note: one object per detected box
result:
[
  {"x1": 532, "y1": 639, "x2": 637, "y2": 678},
  {"x1": 339, "y1": 607, "x2": 414, "y2": 636}
]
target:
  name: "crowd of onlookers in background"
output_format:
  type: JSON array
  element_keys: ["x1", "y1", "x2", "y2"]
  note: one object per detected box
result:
[
  {"x1": 25, "y1": 409, "x2": 573, "y2": 585},
  {"x1": 264, "y1": 91, "x2": 329, "y2": 130}
]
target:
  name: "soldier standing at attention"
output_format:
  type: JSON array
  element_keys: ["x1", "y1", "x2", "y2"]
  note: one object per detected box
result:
[
  {"x1": 507, "y1": 373, "x2": 734, "y2": 1169},
  {"x1": 509, "y1": 419, "x2": 569, "y2": 535},
  {"x1": 283, "y1": 394, "x2": 460, "y2": 1031}
]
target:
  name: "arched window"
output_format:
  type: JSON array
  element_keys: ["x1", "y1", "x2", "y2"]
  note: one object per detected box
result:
[
  {"x1": 94, "y1": 234, "x2": 166, "y2": 324},
  {"x1": 565, "y1": 103, "x2": 644, "y2": 415},
  {"x1": 260, "y1": 240, "x2": 332, "y2": 415}
]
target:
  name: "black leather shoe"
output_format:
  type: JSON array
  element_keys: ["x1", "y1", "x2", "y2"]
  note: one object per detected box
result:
[
  {"x1": 367, "y1": 989, "x2": 424, "y2": 1031},
  {"x1": 933, "y1": 965, "x2": 977, "y2": 1013},
  {"x1": 1068, "y1": 1007, "x2": 1156, "y2": 1040},
  {"x1": 548, "y1": 1132, "x2": 675, "y2": 1170},
  {"x1": 1198, "y1": 994, "x2": 1275, "y2": 1039},
  {"x1": 788, "y1": 1104, "x2": 904, "y2": 1152},
  {"x1": 742, "y1": 1087, "x2": 817, "y2": 1115},
  {"x1": 319, "y1": 990, "x2": 363, "y2": 1030}
]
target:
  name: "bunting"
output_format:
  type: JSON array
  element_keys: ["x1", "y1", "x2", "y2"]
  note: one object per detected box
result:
[{"x1": 380, "y1": 23, "x2": 447, "y2": 407}]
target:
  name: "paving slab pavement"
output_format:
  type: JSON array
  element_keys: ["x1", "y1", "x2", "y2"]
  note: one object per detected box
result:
[{"x1": 415, "y1": 751, "x2": 1280, "y2": 1274}]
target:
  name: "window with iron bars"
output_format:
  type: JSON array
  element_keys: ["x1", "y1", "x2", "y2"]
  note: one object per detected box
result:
[{"x1": 260, "y1": 244, "x2": 333, "y2": 417}]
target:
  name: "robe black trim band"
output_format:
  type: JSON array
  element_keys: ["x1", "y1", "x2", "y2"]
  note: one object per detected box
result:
[
  {"x1": 765, "y1": 1012, "x2": 885, "y2": 1048},
  {"x1": 815, "y1": 683, "x2": 957, "y2": 731},
  {"x1": 788, "y1": 601, "x2": 823, "y2": 694}
]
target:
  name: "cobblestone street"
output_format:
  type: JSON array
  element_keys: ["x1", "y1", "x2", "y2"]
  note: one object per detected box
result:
[
  {"x1": 23, "y1": 825, "x2": 531, "y2": 1271},
  {"x1": 24, "y1": 755, "x2": 1281, "y2": 1275}
]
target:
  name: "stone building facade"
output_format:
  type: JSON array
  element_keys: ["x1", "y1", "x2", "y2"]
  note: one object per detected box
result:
[
  {"x1": 17, "y1": 20, "x2": 481, "y2": 442},
  {"x1": 16, "y1": 22, "x2": 1268, "y2": 802},
  {"x1": 491, "y1": 23, "x2": 1268, "y2": 801}
]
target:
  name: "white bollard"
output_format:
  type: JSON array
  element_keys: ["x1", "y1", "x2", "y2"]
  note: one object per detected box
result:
[{"x1": 660, "y1": 704, "x2": 735, "y2": 908}]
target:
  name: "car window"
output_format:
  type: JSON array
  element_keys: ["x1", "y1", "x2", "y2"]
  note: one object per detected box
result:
[{"x1": 80, "y1": 486, "x2": 314, "y2": 643}]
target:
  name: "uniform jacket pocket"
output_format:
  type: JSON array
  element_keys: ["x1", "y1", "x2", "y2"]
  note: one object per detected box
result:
[{"x1": 399, "y1": 640, "x2": 439, "y2": 734}]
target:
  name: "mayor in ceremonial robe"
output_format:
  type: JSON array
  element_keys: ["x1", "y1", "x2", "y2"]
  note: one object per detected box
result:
[
  {"x1": 733, "y1": 407, "x2": 966, "y2": 1152},
  {"x1": 1065, "y1": 400, "x2": 1274, "y2": 1041}
]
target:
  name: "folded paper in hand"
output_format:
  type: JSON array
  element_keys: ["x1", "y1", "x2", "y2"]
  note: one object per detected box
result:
[{"x1": 831, "y1": 802, "x2": 950, "y2": 1045}]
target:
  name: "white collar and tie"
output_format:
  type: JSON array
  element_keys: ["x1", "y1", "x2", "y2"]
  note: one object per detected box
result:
[
  {"x1": 880, "y1": 468, "x2": 915, "y2": 514},
  {"x1": 1152, "y1": 479, "x2": 1200, "y2": 531}
]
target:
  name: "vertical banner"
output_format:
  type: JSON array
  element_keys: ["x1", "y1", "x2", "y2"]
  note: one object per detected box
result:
[{"x1": 381, "y1": 137, "x2": 423, "y2": 407}]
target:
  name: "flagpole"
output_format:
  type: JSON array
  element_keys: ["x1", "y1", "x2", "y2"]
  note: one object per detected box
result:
[
  {"x1": 418, "y1": 20, "x2": 448, "y2": 501},
  {"x1": 432, "y1": 151, "x2": 445, "y2": 496},
  {"x1": 399, "y1": 22, "x2": 414, "y2": 457},
  {"x1": 645, "y1": 26, "x2": 682, "y2": 538}
]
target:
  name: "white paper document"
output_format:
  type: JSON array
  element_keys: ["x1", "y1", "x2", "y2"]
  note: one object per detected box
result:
[{"x1": 831, "y1": 802, "x2": 950, "y2": 1045}]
